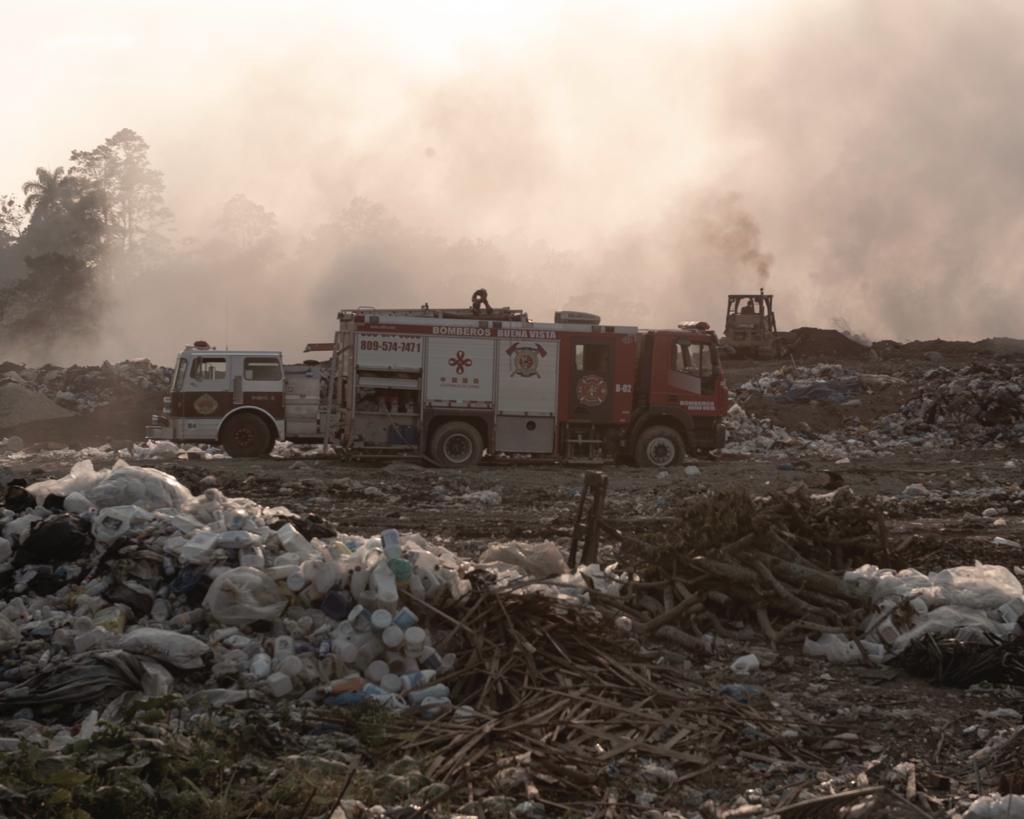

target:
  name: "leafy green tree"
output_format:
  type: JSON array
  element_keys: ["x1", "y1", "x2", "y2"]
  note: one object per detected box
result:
[
  {"x1": 21, "y1": 166, "x2": 68, "y2": 225},
  {"x1": 218, "y1": 194, "x2": 278, "y2": 251},
  {"x1": 70, "y1": 128, "x2": 171, "y2": 252}
]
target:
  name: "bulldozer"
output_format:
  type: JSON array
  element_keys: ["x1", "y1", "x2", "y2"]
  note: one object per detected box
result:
[{"x1": 721, "y1": 289, "x2": 790, "y2": 358}]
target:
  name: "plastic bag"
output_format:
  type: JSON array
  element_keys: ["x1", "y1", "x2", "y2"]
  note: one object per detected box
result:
[
  {"x1": 119, "y1": 627, "x2": 210, "y2": 669},
  {"x1": 804, "y1": 633, "x2": 884, "y2": 664},
  {"x1": 15, "y1": 514, "x2": 93, "y2": 567},
  {"x1": 929, "y1": 565, "x2": 1023, "y2": 609},
  {"x1": 29, "y1": 459, "x2": 193, "y2": 512},
  {"x1": 203, "y1": 566, "x2": 287, "y2": 626},
  {"x1": 478, "y1": 541, "x2": 569, "y2": 578},
  {"x1": 963, "y1": 794, "x2": 1024, "y2": 819},
  {"x1": 891, "y1": 606, "x2": 1018, "y2": 654}
]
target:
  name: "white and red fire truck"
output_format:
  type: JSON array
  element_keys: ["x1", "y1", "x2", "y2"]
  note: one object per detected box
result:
[{"x1": 148, "y1": 297, "x2": 729, "y2": 467}]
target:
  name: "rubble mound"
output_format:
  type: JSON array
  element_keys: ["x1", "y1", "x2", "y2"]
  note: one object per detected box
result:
[
  {"x1": 0, "y1": 359, "x2": 171, "y2": 414},
  {"x1": 786, "y1": 326, "x2": 873, "y2": 359},
  {"x1": 0, "y1": 383, "x2": 76, "y2": 428}
]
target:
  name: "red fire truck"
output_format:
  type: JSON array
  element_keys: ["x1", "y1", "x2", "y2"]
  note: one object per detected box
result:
[{"x1": 148, "y1": 297, "x2": 729, "y2": 467}]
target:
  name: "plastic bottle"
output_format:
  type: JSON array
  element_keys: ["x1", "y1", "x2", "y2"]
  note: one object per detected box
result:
[
  {"x1": 365, "y1": 659, "x2": 389, "y2": 684},
  {"x1": 346, "y1": 604, "x2": 372, "y2": 633},
  {"x1": 332, "y1": 638, "x2": 359, "y2": 665},
  {"x1": 370, "y1": 609, "x2": 393, "y2": 631},
  {"x1": 286, "y1": 572, "x2": 308, "y2": 593},
  {"x1": 393, "y1": 607, "x2": 419, "y2": 629},
  {"x1": 380, "y1": 673, "x2": 403, "y2": 693},
  {"x1": 279, "y1": 654, "x2": 303, "y2": 677},
  {"x1": 276, "y1": 523, "x2": 315, "y2": 558},
  {"x1": 407, "y1": 573, "x2": 426, "y2": 600},
  {"x1": 239, "y1": 546, "x2": 266, "y2": 569},
  {"x1": 250, "y1": 651, "x2": 272, "y2": 679},
  {"x1": 404, "y1": 626, "x2": 426, "y2": 656},
  {"x1": 408, "y1": 683, "x2": 450, "y2": 706},
  {"x1": 349, "y1": 568, "x2": 369, "y2": 599},
  {"x1": 382, "y1": 625, "x2": 404, "y2": 649},
  {"x1": 400, "y1": 669, "x2": 436, "y2": 692},
  {"x1": 273, "y1": 635, "x2": 295, "y2": 657},
  {"x1": 381, "y1": 529, "x2": 402, "y2": 560},
  {"x1": 372, "y1": 562, "x2": 399, "y2": 611}
]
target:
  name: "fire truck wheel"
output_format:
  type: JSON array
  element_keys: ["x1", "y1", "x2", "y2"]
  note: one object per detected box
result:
[
  {"x1": 634, "y1": 425, "x2": 685, "y2": 468},
  {"x1": 431, "y1": 421, "x2": 484, "y2": 468},
  {"x1": 220, "y1": 412, "x2": 273, "y2": 458}
]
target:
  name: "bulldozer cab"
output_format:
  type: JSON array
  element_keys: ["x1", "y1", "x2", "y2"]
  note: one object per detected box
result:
[{"x1": 725, "y1": 292, "x2": 776, "y2": 336}]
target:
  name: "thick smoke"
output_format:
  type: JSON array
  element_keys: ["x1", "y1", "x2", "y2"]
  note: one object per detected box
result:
[{"x1": 6, "y1": 1, "x2": 1024, "y2": 364}]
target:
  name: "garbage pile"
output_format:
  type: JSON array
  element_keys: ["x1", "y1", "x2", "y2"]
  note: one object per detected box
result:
[
  {"x1": 722, "y1": 361, "x2": 1024, "y2": 458},
  {"x1": 0, "y1": 359, "x2": 170, "y2": 416},
  {"x1": 733, "y1": 363, "x2": 902, "y2": 404},
  {"x1": 900, "y1": 363, "x2": 1024, "y2": 435},
  {"x1": 0, "y1": 459, "x2": 478, "y2": 732},
  {"x1": 801, "y1": 562, "x2": 1024, "y2": 667}
]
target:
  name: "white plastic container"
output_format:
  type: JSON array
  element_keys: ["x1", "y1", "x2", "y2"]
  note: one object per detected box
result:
[
  {"x1": 381, "y1": 529, "x2": 402, "y2": 560},
  {"x1": 279, "y1": 654, "x2": 303, "y2": 677},
  {"x1": 276, "y1": 523, "x2": 316, "y2": 558},
  {"x1": 250, "y1": 652, "x2": 272, "y2": 679},
  {"x1": 266, "y1": 671, "x2": 293, "y2": 697},
  {"x1": 347, "y1": 605, "x2": 372, "y2": 633},
  {"x1": 382, "y1": 625, "x2": 404, "y2": 649},
  {"x1": 370, "y1": 609, "x2": 393, "y2": 631},
  {"x1": 372, "y1": 562, "x2": 399, "y2": 611},
  {"x1": 273, "y1": 635, "x2": 295, "y2": 657},
  {"x1": 380, "y1": 672, "x2": 402, "y2": 693},
  {"x1": 404, "y1": 626, "x2": 426, "y2": 656},
  {"x1": 365, "y1": 659, "x2": 389, "y2": 684}
]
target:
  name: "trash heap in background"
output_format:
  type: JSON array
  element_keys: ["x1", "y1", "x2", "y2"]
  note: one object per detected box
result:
[
  {"x1": 0, "y1": 359, "x2": 171, "y2": 414},
  {"x1": 723, "y1": 361, "x2": 1024, "y2": 458},
  {"x1": 0, "y1": 459, "x2": 475, "y2": 739}
]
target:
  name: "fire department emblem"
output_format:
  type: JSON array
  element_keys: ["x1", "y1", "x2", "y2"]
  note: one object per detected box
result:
[
  {"x1": 576, "y1": 374, "x2": 608, "y2": 407},
  {"x1": 193, "y1": 393, "x2": 218, "y2": 416},
  {"x1": 505, "y1": 342, "x2": 546, "y2": 378}
]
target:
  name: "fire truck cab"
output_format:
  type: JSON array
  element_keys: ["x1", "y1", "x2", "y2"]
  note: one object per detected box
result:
[{"x1": 148, "y1": 341, "x2": 323, "y2": 457}]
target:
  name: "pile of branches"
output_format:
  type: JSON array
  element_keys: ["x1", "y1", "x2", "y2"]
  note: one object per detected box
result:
[
  {"x1": 400, "y1": 589, "x2": 793, "y2": 813},
  {"x1": 606, "y1": 487, "x2": 887, "y2": 646}
]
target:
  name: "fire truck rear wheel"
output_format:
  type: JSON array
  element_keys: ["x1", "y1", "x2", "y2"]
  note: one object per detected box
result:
[
  {"x1": 634, "y1": 425, "x2": 685, "y2": 468},
  {"x1": 220, "y1": 412, "x2": 274, "y2": 458},
  {"x1": 431, "y1": 421, "x2": 483, "y2": 468}
]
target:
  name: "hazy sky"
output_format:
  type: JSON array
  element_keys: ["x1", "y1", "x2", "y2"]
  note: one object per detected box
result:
[{"x1": 4, "y1": 0, "x2": 1024, "y2": 363}]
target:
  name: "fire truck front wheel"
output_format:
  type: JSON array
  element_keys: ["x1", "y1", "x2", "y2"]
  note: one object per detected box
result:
[
  {"x1": 220, "y1": 412, "x2": 274, "y2": 458},
  {"x1": 430, "y1": 421, "x2": 484, "y2": 468},
  {"x1": 634, "y1": 425, "x2": 685, "y2": 468}
]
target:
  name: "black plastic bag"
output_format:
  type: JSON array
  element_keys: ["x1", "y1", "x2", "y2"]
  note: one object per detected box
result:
[{"x1": 14, "y1": 514, "x2": 94, "y2": 567}]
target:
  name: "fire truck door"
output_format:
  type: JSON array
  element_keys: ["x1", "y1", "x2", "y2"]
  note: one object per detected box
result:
[{"x1": 569, "y1": 339, "x2": 614, "y2": 423}]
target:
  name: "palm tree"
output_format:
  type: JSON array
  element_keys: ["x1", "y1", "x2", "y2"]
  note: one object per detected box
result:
[{"x1": 22, "y1": 166, "x2": 66, "y2": 223}]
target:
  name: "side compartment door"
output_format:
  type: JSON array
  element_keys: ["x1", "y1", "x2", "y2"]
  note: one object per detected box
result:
[
  {"x1": 424, "y1": 338, "x2": 496, "y2": 408},
  {"x1": 567, "y1": 338, "x2": 614, "y2": 423},
  {"x1": 495, "y1": 339, "x2": 559, "y2": 453}
]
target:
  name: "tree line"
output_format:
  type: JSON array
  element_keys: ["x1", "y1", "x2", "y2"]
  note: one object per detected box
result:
[{"x1": 0, "y1": 128, "x2": 279, "y2": 353}]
